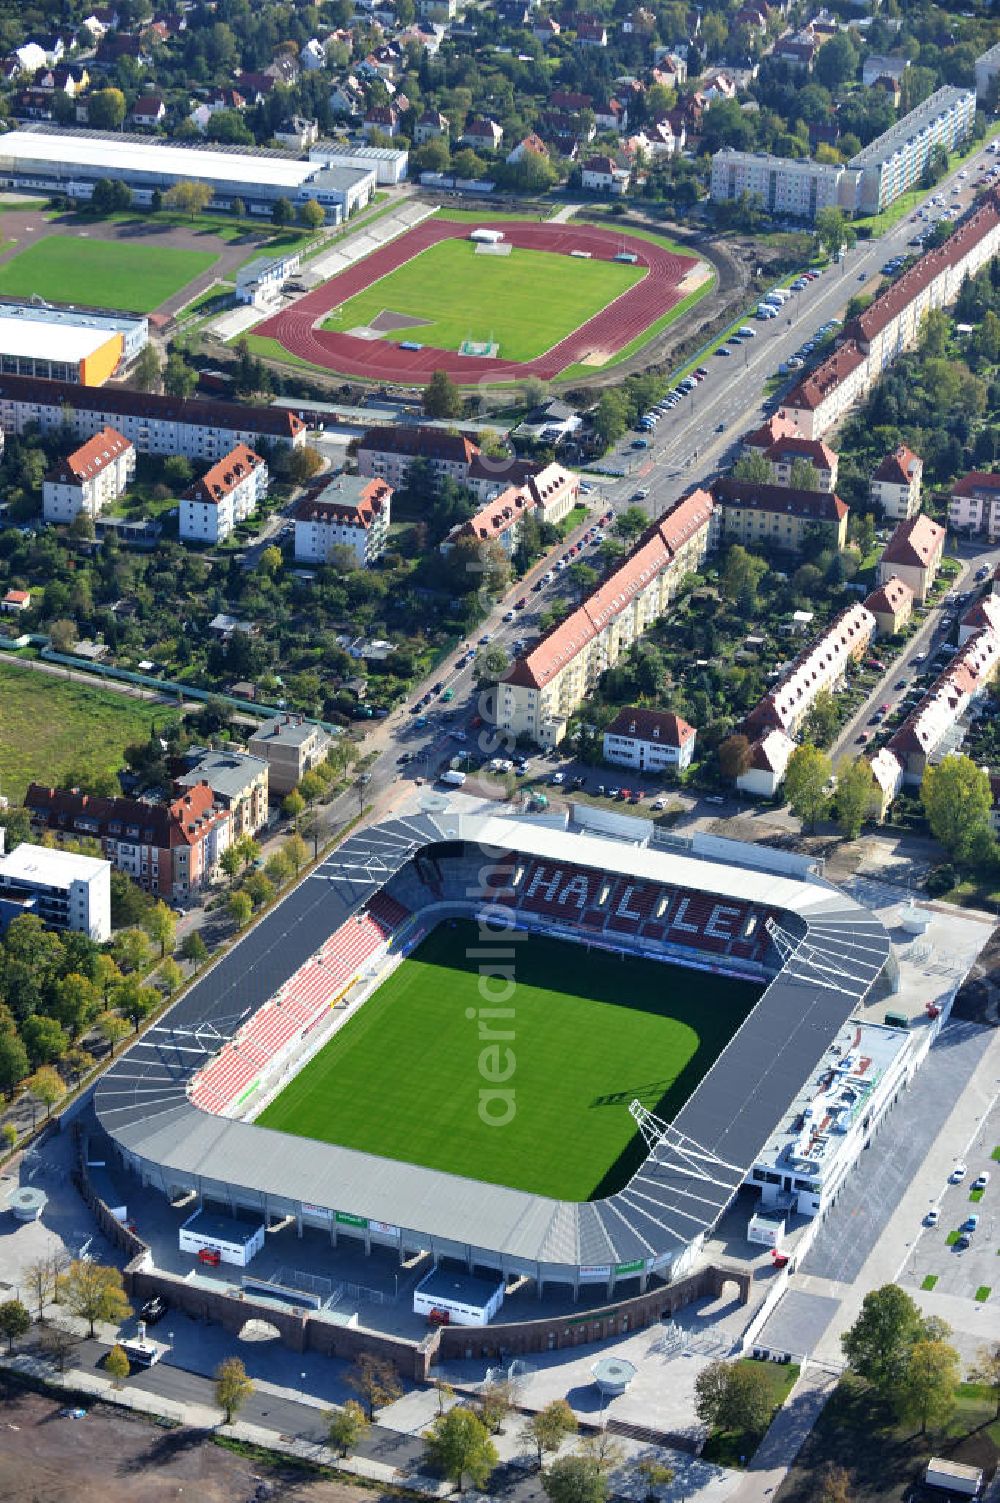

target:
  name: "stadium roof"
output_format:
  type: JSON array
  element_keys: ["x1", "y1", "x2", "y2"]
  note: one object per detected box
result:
[
  {"x1": 0, "y1": 128, "x2": 320, "y2": 189},
  {"x1": 95, "y1": 811, "x2": 892, "y2": 1274}
]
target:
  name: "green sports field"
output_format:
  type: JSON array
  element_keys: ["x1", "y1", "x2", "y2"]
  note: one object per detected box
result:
[
  {"x1": 320, "y1": 240, "x2": 644, "y2": 361},
  {"x1": 257, "y1": 921, "x2": 760, "y2": 1201},
  {"x1": 0, "y1": 237, "x2": 218, "y2": 312}
]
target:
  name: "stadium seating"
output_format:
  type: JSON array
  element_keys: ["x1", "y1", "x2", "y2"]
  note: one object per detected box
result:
[{"x1": 367, "y1": 891, "x2": 411, "y2": 937}]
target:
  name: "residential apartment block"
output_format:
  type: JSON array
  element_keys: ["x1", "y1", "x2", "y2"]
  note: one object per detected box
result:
[
  {"x1": 25, "y1": 782, "x2": 232, "y2": 898},
  {"x1": 949, "y1": 471, "x2": 1000, "y2": 536},
  {"x1": 785, "y1": 190, "x2": 1000, "y2": 437},
  {"x1": 976, "y1": 39, "x2": 1000, "y2": 103},
  {"x1": 293, "y1": 474, "x2": 391, "y2": 567},
  {"x1": 441, "y1": 464, "x2": 581, "y2": 555},
  {"x1": 870, "y1": 445, "x2": 922, "y2": 521},
  {"x1": 247, "y1": 715, "x2": 331, "y2": 795},
  {"x1": 179, "y1": 444, "x2": 268, "y2": 544},
  {"x1": 710, "y1": 148, "x2": 858, "y2": 221},
  {"x1": 0, "y1": 839, "x2": 111, "y2": 941},
  {"x1": 497, "y1": 490, "x2": 714, "y2": 748},
  {"x1": 602, "y1": 706, "x2": 696, "y2": 772},
  {"x1": 884, "y1": 622, "x2": 1000, "y2": 786},
  {"x1": 711, "y1": 478, "x2": 848, "y2": 553},
  {"x1": 877, "y1": 514, "x2": 945, "y2": 603},
  {"x1": 743, "y1": 603, "x2": 876, "y2": 742},
  {"x1": 173, "y1": 747, "x2": 269, "y2": 839},
  {"x1": 42, "y1": 425, "x2": 134, "y2": 523},
  {"x1": 864, "y1": 575, "x2": 914, "y2": 636},
  {"x1": 849, "y1": 87, "x2": 976, "y2": 215},
  {"x1": 0, "y1": 374, "x2": 304, "y2": 461}
]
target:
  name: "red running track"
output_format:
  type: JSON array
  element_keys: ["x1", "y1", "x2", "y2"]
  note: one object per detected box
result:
[{"x1": 256, "y1": 218, "x2": 698, "y2": 382}]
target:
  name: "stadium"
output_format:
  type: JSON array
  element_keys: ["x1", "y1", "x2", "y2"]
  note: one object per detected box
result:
[
  {"x1": 253, "y1": 216, "x2": 705, "y2": 383},
  {"x1": 94, "y1": 806, "x2": 897, "y2": 1316}
]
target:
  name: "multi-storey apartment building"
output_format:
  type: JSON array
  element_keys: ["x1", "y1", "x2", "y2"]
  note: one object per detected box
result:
[
  {"x1": 247, "y1": 715, "x2": 331, "y2": 796},
  {"x1": 25, "y1": 782, "x2": 232, "y2": 898},
  {"x1": 877, "y1": 514, "x2": 945, "y2": 603},
  {"x1": 356, "y1": 425, "x2": 481, "y2": 489},
  {"x1": 848, "y1": 87, "x2": 976, "y2": 214},
  {"x1": 870, "y1": 445, "x2": 923, "y2": 521},
  {"x1": 496, "y1": 490, "x2": 714, "y2": 747},
  {"x1": 179, "y1": 444, "x2": 268, "y2": 544},
  {"x1": 949, "y1": 471, "x2": 1000, "y2": 537},
  {"x1": 42, "y1": 426, "x2": 135, "y2": 523},
  {"x1": 0, "y1": 841, "x2": 111, "y2": 942},
  {"x1": 710, "y1": 149, "x2": 858, "y2": 220},
  {"x1": 0, "y1": 375, "x2": 304, "y2": 460},
  {"x1": 885, "y1": 624, "x2": 1000, "y2": 785},
  {"x1": 292, "y1": 475, "x2": 391, "y2": 567},
  {"x1": 712, "y1": 478, "x2": 848, "y2": 552},
  {"x1": 602, "y1": 706, "x2": 696, "y2": 772},
  {"x1": 173, "y1": 747, "x2": 269, "y2": 839}
]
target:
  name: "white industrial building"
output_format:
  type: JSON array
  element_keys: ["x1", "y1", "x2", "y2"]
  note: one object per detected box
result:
[
  {"x1": 0, "y1": 301, "x2": 147, "y2": 365},
  {"x1": 309, "y1": 142, "x2": 409, "y2": 186},
  {"x1": 0, "y1": 129, "x2": 377, "y2": 223},
  {"x1": 0, "y1": 840, "x2": 111, "y2": 941},
  {"x1": 235, "y1": 251, "x2": 303, "y2": 308}
]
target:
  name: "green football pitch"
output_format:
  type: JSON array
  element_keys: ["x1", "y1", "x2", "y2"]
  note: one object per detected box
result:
[
  {"x1": 257, "y1": 921, "x2": 761, "y2": 1201},
  {"x1": 320, "y1": 240, "x2": 644, "y2": 361},
  {"x1": 0, "y1": 237, "x2": 218, "y2": 313}
]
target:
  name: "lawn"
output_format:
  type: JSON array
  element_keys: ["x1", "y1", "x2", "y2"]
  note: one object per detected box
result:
[
  {"x1": 257, "y1": 919, "x2": 761, "y2": 1200},
  {"x1": 0, "y1": 662, "x2": 177, "y2": 803},
  {"x1": 702, "y1": 1360, "x2": 800, "y2": 1468},
  {"x1": 0, "y1": 237, "x2": 218, "y2": 312},
  {"x1": 319, "y1": 239, "x2": 644, "y2": 362}
]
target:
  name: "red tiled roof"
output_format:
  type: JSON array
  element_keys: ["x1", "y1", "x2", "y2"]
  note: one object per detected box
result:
[
  {"x1": 873, "y1": 444, "x2": 921, "y2": 487},
  {"x1": 25, "y1": 780, "x2": 226, "y2": 849},
  {"x1": 881, "y1": 514, "x2": 945, "y2": 569},
  {"x1": 763, "y1": 436, "x2": 837, "y2": 471},
  {"x1": 0, "y1": 373, "x2": 303, "y2": 439},
  {"x1": 48, "y1": 426, "x2": 131, "y2": 485},
  {"x1": 186, "y1": 443, "x2": 263, "y2": 506},
  {"x1": 785, "y1": 341, "x2": 866, "y2": 412},
  {"x1": 605, "y1": 705, "x2": 695, "y2": 746},
  {"x1": 742, "y1": 413, "x2": 801, "y2": 450},
  {"x1": 864, "y1": 574, "x2": 913, "y2": 615},
  {"x1": 712, "y1": 477, "x2": 847, "y2": 522},
  {"x1": 952, "y1": 470, "x2": 1000, "y2": 498}
]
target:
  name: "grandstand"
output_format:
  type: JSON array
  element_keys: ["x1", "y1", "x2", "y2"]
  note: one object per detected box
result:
[{"x1": 94, "y1": 810, "x2": 894, "y2": 1296}]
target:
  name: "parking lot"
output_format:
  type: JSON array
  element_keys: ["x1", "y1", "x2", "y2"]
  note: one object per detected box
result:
[{"x1": 902, "y1": 1086, "x2": 1000, "y2": 1304}]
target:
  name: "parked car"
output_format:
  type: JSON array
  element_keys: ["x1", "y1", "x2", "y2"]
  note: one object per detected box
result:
[
  {"x1": 974, "y1": 1172, "x2": 991, "y2": 1191},
  {"x1": 924, "y1": 1209, "x2": 940, "y2": 1228},
  {"x1": 951, "y1": 1163, "x2": 968, "y2": 1183},
  {"x1": 141, "y1": 1296, "x2": 168, "y2": 1326}
]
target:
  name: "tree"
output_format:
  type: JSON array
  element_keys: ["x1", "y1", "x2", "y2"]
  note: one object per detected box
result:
[
  {"x1": 259, "y1": 544, "x2": 282, "y2": 577},
  {"x1": 22, "y1": 1014, "x2": 68, "y2": 1068},
  {"x1": 163, "y1": 180, "x2": 214, "y2": 218},
  {"x1": 522, "y1": 1399, "x2": 578, "y2": 1468},
  {"x1": 1, "y1": 1122, "x2": 17, "y2": 1154},
  {"x1": 541, "y1": 1455, "x2": 607, "y2": 1503},
  {"x1": 423, "y1": 1405, "x2": 498, "y2": 1492},
  {"x1": 272, "y1": 196, "x2": 294, "y2": 227},
  {"x1": 286, "y1": 445, "x2": 323, "y2": 485},
  {"x1": 49, "y1": 618, "x2": 77, "y2": 654},
  {"x1": 0, "y1": 1029, "x2": 27, "y2": 1100},
  {"x1": 105, "y1": 1342, "x2": 131, "y2": 1386},
  {"x1": 27, "y1": 1065, "x2": 65, "y2": 1119},
  {"x1": 24, "y1": 1254, "x2": 64, "y2": 1321},
  {"x1": 91, "y1": 177, "x2": 132, "y2": 214},
  {"x1": 814, "y1": 206, "x2": 855, "y2": 260},
  {"x1": 52, "y1": 972, "x2": 100, "y2": 1038},
  {"x1": 784, "y1": 744, "x2": 832, "y2": 832},
  {"x1": 694, "y1": 1360, "x2": 774, "y2": 1436},
  {"x1": 732, "y1": 452, "x2": 772, "y2": 484},
  {"x1": 96, "y1": 1010, "x2": 131, "y2": 1057},
  {"x1": 816, "y1": 1464, "x2": 853, "y2": 1503},
  {"x1": 144, "y1": 900, "x2": 176, "y2": 958},
  {"x1": 215, "y1": 1356, "x2": 254, "y2": 1424},
  {"x1": 299, "y1": 199, "x2": 326, "y2": 232},
  {"x1": 229, "y1": 891, "x2": 253, "y2": 929},
  {"x1": 475, "y1": 645, "x2": 511, "y2": 684},
  {"x1": 478, "y1": 1379, "x2": 515, "y2": 1435},
  {"x1": 0, "y1": 1299, "x2": 30, "y2": 1353},
  {"x1": 921, "y1": 756, "x2": 993, "y2": 862},
  {"x1": 721, "y1": 545, "x2": 767, "y2": 610},
  {"x1": 40, "y1": 1321, "x2": 80, "y2": 1373},
  {"x1": 163, "y1": 351, "x2": 198, "y2": 398},
  {"x1": 180, "y1": 930, "x2": 208, "y2": 965},
  {"x1": 57, "y1": 1260, "x2": 131, "y2": 1337},
  {"x1": 636, "y1": 1460, "x2": 675, "y2": 1503},
  {"x1": 425, "y1": 369, "x2": 463, "y2": 420},
  {"x1": 593, "y1": 390, "x2": 629, "y2": 448},
  {"x1": 836, "y1": 757, "x2": 876, "y2": 840},
  {"x1": 788, "y1": 457, "x2": 820, "y2": 491},
  {"x1": 815, "y1": 31, "x2": 858, "y2": 89},
  {"x1": 265, "y1": 851, "x2": 293, "y2": 889},
  {"x1": 896, "y1": 1337, "x2": 959, "y2": 1434},
  {"x1": 159, "y1": 958, "x2": 183, "y2": 994},
  {"x1": 88, "y1": 88, "x2": 127, "y2": 131},
  {"x1": 718, "y1": 733, "x2": 752, "y2": 784},
  {"x1": 220, "y1": 844, "x2": 243, "y2": 885},
  {"x1": 285, "y1": 832, "x2": 308, "y2": 873},
  {"x1": 114, "y1": 927, "x2": 151, "y2": 974},
  {"x1": 802, "y1": 688, "x2": 839, "y2": 749},
  {"x1": 841, "y1": 1284, "x2": 925, "y2": 1396},
  {"x1": 347, "y1": 1352, "x2": 403, "y2": 1420},
  {"x1": 614, "y1": 507, "x2": 648, "y2": 544},
  {"x1": 970, "y1": 1344, "x2": 1000, "y2": 1419},
  {"x1": 327, "y1": 1399, "x2": 370, "y2": 1457}
]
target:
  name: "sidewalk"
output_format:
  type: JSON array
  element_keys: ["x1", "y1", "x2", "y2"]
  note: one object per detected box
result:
[{"x1": 725, "y1": 1368, "x2": 839, "y2": 1503}]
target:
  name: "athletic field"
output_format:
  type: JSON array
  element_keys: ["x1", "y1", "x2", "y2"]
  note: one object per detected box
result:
[
  {"x1": 321, "y1": 239, "x2": 644, "y2": 361},
  {"x1": 0, "y1": 237, "x2": 218, "y2": 312},
  {"x1": 257, "y1": 921, "x2": 761, "y2": 1201}
]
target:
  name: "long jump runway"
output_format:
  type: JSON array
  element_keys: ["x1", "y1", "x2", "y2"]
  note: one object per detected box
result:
[{"x1": 256, "y1": 217, "x2": 699, "y2": 382}]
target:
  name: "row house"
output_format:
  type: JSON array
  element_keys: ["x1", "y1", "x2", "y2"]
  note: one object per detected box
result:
[
  {"x1": 742, "y1": 603, "x2": 877, "y2": 743},
  {"x1": 497, "y1": 490, "x2": 714, "y2": 747},
  {"x1": 864, "y1": 575, "x2": 914, "y2": 637},
  {"x1": 949, "y1": 471, "x2": 1000, "y2": 537},
  {"x1": 876, "y1": 514, "x2": 945, "y2": 604},
  {"x1": 25, "y1": 782, "x2": 232, "y2": 898},
  {"x1": 740, "y1": 422, "x2": 838, "y2": 491},
  {"x1": 42, "y1": 425, "x2": 134, "y2": 523},
  {"x1": 179, "y1": 443, "x2": 268, "y2": 545},
  {"x1": 292, "y1": 474, "x2": 391, "y2": 568},
  {"x1": 871, "y1": 444, "x2": 922, "y2": 521},
  {"x1": 712, "y1": 478, "x2": 848, "y2": 553},
  {"x1": 884, "y1": 624, "x2": 1000, "y2": 787},
  {"x1": 785, "y1": 190, "x2": 1000, "y2": 438},
  {"x1": 442, "y1": 464, "x2": 581, "y2": 553},
  {"x1": 0, "y1": 374, "x2": 304, "y2": 462}
]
